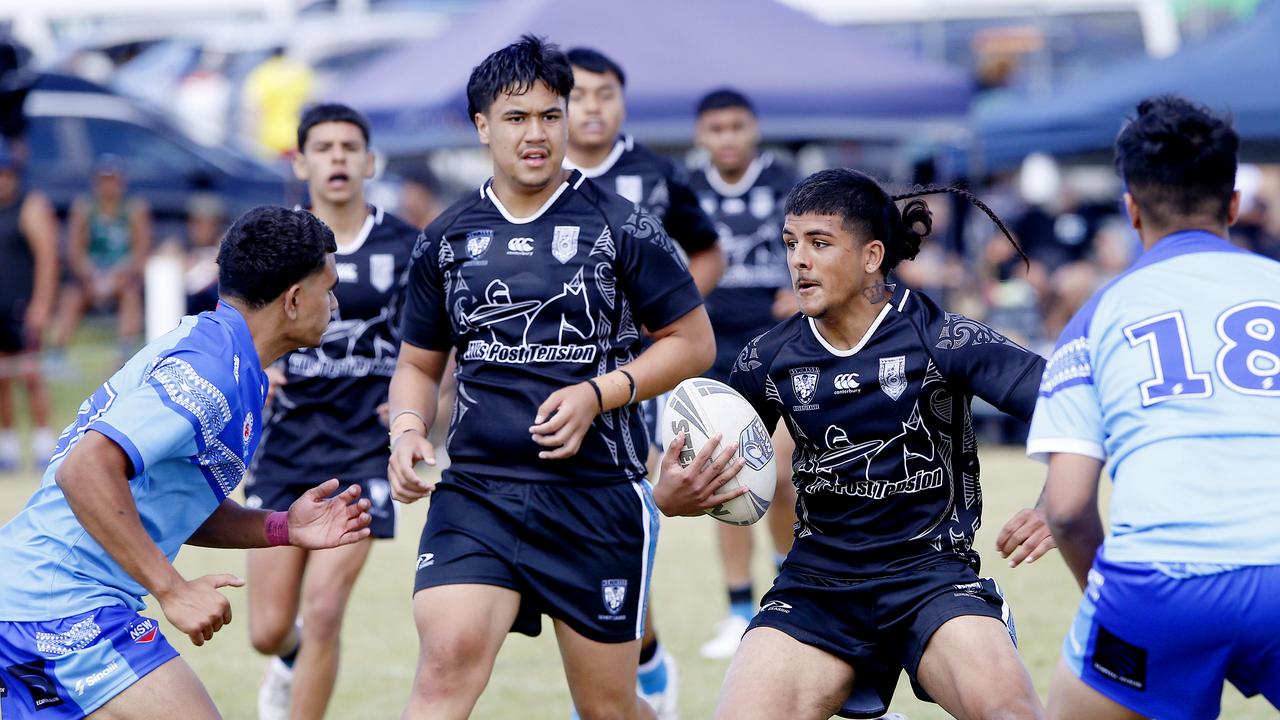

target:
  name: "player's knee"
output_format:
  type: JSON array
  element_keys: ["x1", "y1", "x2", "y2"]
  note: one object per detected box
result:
[
  {"x1": 573, "y1": 693, "x2": 636, "y2": 720},
  {"x1": 972, "y1": 694, "x2": 1043, "y2": 720},
  {"x1": 248, "y1": 616, "x2": 295, "y2": 655},
  {"x1": 416, "y1": 633, "x2": 492, "y2": 685},
  {"x1": 300, "y1": 593, "x2": 348, "y2": 643}
]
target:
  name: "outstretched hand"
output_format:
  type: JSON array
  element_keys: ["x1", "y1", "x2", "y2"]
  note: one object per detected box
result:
[
  {"x1": 286, "y1": 479, "x2": 373, "y2": 549},
  {"x1": 996, "y1": 507, "x2": 1057, "y2": 567},
  {"x1": 652, "y1": 432, "x2": 748, "y2": 517}
]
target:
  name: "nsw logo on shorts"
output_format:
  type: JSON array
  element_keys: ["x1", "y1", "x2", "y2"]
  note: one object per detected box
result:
[
  {"x1": 130, "y1": 617, "x2": 158, "y2": 644},
  {"x1": 601, "y1": 579, "x2": 627, "y2": 616}
]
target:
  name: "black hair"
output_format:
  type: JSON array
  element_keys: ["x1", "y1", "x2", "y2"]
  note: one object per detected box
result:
[
  {"x1": 566, "y1": 47, "x2": 626, "y2": 87},
  {"x1": 466, "y1": 34, "x2": 574, "y2": 124},
  {"x1": 1115, "y1": 95, "x2": 1238, "y2": 228},
  {"x1": 297, "y1": 103, "x2": 371, "y2": 151},
  {"x1": 696, "y1": 88, "x2": 755, "y2": 117},
  {"x1": 217, "y1": 206, "x2": 336, "y2": 309},
  {"x1": 784, "y1": 168, "x2": 1025, "y2": 275}
]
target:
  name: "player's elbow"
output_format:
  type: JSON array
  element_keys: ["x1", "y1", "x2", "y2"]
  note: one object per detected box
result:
[{"x1": 1045, "y1": 505, "x2": 1096, "y2": 542}]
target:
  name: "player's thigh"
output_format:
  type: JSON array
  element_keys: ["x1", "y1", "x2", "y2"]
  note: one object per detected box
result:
[
  {"x1": 299, "y1": 536, "x2": 373, "y2": 627},
  {"x1": 914, "y1": 614, "x2": 1042, "y2": 720},
  {"x1": 411, "y1": 583, "x2": 519, "y2": 678},
  {"x1": 1047, "y1": 657, "x2": 1144, "y2": 720},
  {"x1": 716, "y1": 626, "x2": 854, "y2": 720},
  {"x1": 89, "y1": 657, "x2": 219, "y2": 720},
  {"x1": 246, "y1": 544, "x2": 307, "y2": 647},
  {"x1": 553, "y1": 619, "x2": 644, "y2": 713}
]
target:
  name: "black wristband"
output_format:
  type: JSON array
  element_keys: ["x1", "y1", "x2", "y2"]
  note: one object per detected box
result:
[
  {"x1": 586, "y1": 378, "x2": 604, "y2": 412},
  {"x1": 619, "y1": 369, "x2": 637, "y2": 405}
]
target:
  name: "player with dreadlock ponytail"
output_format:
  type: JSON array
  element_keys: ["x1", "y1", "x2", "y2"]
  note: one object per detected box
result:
[{"x1": 656, "y1": 168, "x2": 1052, "y2": 720}]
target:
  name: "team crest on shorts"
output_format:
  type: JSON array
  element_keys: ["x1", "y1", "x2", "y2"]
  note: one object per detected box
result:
[
  {"x1": 465, "y1": 230, "x2": 493, "y2": 260},
  {"x1": 553, "y1": 226, "x2": 580, "y2": 264},
  {"x1": 879, "y1": 356, "x2": 908, "y2": 400},
  {"x1": 601, "y1": 579, "x2": 628, "y2": 616},
  {"x1": 129, "y1": 618, "x2": 158, "y2": 644},
  {"x1": 790, "y1": 367, "x2": 820, "y2": 409}
]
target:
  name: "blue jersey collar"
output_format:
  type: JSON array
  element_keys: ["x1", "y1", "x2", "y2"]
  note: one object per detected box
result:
[
  {"x1": 1133, "y1": 230, "x2": 1244, "y2": 271},
  {"x1": 213, "y1": 301, "x2": 264, "y2": 374}
]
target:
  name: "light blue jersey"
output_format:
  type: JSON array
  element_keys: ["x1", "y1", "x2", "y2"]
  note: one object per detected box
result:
[
  {"x1": 0, "y1": 303, "x2": 268, "y2": 621},
  {"x1": 1028, "y1": 231, "x2": 1280, "y2": 565}
]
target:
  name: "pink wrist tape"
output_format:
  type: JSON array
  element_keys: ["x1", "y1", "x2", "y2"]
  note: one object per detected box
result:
[{"x1": 265, "y1": 511, "x2": 290, "y2": 547}]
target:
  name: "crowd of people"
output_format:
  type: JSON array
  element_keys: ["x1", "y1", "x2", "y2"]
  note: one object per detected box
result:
[{"x1": 0, "y1": 24, "x2": 1279, "y2": 720}]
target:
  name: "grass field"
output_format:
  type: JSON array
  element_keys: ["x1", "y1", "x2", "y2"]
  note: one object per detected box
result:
[{"x1": 0, "y1": 352, "x2": 1272, "y2": 718}]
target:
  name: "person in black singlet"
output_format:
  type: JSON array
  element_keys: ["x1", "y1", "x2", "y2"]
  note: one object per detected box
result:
[{"x1": 0, "y1": 141, "x2": 57, "y2": 471}]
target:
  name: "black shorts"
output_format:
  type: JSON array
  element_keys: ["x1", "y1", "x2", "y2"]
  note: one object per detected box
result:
[
  {"x1": 749, "y1": 561, "x2": 1016, "y2": 719},
  {"x1": 413, "y1": 470, "x2": 659, "y2": 644},
  {"x1": 244, "y1": 473, "x2": 396, "y2": 539},
  {"x1": 0, "y1": 299, "x2": 30, "y2": 354}
]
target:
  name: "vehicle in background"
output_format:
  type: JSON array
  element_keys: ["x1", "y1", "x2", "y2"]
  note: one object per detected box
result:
[{"x1": 23, "y1": 73, "x2": 288, "y2": 237}]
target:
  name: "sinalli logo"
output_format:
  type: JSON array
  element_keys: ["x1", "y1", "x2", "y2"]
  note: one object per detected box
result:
[
  {"x1": 507, "y1": 237, "x2": 534, "y2": 256},
  {"x1": 74, "y1": 662, "x2": 119, "y2": 696}
]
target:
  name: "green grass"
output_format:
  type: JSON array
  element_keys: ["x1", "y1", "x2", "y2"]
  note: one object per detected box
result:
[{"x1": 0, "y1": 362, "x2": 1273, "y2": 718}]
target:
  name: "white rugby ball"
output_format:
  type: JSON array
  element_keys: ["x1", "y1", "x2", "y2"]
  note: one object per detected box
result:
[{"x1": 659, "y1": 377, "x2": 777, "y2": 525}]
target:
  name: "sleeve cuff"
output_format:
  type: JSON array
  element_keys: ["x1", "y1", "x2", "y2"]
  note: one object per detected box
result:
[
  {"x1": 88, "y1": 421, "x2": 146, "y2": 477},
  {"x1": 1026, "y1": 437, "x2": 1106, "y2": 464}
]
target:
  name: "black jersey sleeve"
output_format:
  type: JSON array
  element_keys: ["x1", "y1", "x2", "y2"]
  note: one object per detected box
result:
[
  {"x1": 727, "y1": 334, "x2": 781, "y2": 434},
  {"x1": 398, "y1": 222, "x2": 453, "y2": 352},
  {"x1": 910, "y1": 291, "x2": 1046, "y2": 421},
  {"x1": 616, "y1": 204, "x2": 703, "y2": 331},
  {"x1": 662, "y1": 171, "x2": 719, "y2": 255}
]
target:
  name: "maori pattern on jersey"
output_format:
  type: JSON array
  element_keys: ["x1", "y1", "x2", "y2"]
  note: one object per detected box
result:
[
  {"x1": 936, "y1": 312, "x2": 1023, "y2": 351},
  {"x1": 622, "y1": 208, "x2": 679, "y2": 260}
]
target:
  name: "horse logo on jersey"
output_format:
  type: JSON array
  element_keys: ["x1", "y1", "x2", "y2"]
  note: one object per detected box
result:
[
  {"x1": 879, "y1": 356, "x2": 908, "y2": 400},
  {"x1": 370, "y1": 254, "x2": 395, "y2": 292},
  {"x1": 790, "y1": 367, "x2": 820, "y2": 410},
  {"x1": 465, "y1": 230, "x2": 493, "y2": 261},
  {"x1": 601, "y1": 579, "x2": 628, "y2": 616},
  {"x1": 553, "y1": 225, "x2": 580, "y2": 264},
  {"x1": 459, "y1": 270, "x2": 598, "y2": 364}
]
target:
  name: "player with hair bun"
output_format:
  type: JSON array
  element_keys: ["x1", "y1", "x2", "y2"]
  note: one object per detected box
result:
[{"x1": 658, "y1": 168, "x2": 1054, "y2": 720}]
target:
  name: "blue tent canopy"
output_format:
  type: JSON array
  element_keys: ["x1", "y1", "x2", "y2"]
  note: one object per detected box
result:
[
  {"x1": 331, "y1": 0, "x2": 974, "y2": 154},
  {"x1": 975, "y1": 1, "x2": 1280, "y2": 170}
]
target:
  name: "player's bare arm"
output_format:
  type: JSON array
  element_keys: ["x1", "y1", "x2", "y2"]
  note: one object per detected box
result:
[
  {"x1": 188, "y1": 480, "x2": 372, "y2": 549},
  {"x1": 387, "y1": 341, "x2": 449, "y2": 502},
  {"x1": 530, "y1": 305, "x2": 714, "y2": 460},
  {"x1": 686, "y1": 245, "x2": 726, "y2": 296},
  {"x1": 1043, "y1": 452, "x2": 1105, "y2": 588},
  {"x1": 57, "y1": 429, "x2": 242, "y2": 647}
]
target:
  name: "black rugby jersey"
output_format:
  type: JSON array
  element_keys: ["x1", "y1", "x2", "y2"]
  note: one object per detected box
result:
[
  {"x1": 729, "y1": 286, "x2": 1045, "y2": 577},
  {"x1": 565, "y1": 134, "x2": 718, "y2": 257},
  {"x1": 401, "y1": 170, "x2": 702, "y2": 485},
  {"x1": 252, "y1": 206, "x2": 418, "y2": 483},
  {"x1": 689, "y1": 153, "x2": 796, "y2": 338}
]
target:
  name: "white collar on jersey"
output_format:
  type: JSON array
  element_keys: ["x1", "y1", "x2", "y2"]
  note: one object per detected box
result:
[
  {"x1": 294, "y1": 204, "x2": 383, "y2": 256},
  {"x1": 806, "y1": 291, "x2": 907, "y2": 358},
  {"x1": 481, "y1": 172, "x2": 586, "y2": 225},
  {"x1": 564, "y1": 134, "x2": 633, "y2": 179},
  {"x1": 703, "y1": 153, "x2": 773, "y2": 198}
]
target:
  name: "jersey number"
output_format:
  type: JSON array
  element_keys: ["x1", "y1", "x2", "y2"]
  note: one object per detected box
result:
[{"x1": 1124, "y1": 302, "x2": 1280, "y2": 406}]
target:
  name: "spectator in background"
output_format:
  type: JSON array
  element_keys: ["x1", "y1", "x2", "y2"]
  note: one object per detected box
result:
[
  {"x1": 398, "y1": 166, "x2": 444, "y2": 230},
  {"x1": 158, "y1": 193, "x2": 224, "y2": 316},
  {"x1": 0, "y1": 141, "x2": 58, "y2": 470},
  {"x1": 244, "y1": 47, "x2": 314, "y2": 160},
  {"x1": 175, "y1": 50, "x2": 233, "y2": 148},
  {"x1": 53, "y1": 155, "x2": 151, "y2": 357},
  {"x1": 0, "y1": 37, "x2": 34, "y2": 161}
]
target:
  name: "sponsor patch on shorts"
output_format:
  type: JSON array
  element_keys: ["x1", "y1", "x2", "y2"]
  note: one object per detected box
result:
[{"x1": 1092, "y1": 624, "x2": 1147, "y2": 691}]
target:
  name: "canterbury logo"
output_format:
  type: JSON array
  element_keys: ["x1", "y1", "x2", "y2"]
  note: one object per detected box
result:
[
  {"x1": 507, "y1": 237, "x2": 534, "y2": 254},
  {"x1": 833, "y1": 373, "x2": 861, "y2": 392}
]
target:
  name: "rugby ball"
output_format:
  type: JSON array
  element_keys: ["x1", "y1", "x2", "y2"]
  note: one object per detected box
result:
[{"x1": 659, "y1": 378, "x2": 776, "y2": 525}]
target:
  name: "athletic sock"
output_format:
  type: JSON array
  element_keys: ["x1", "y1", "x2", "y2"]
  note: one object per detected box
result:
[
  {"x1": 278, "y1": 622, "x2": 302, "y2": 669},
  {"x1": 637, "y1": 642, "x2": 668, "y2": 696},
  {"x1": 0, "y1": 430, "x2": 17, "y2": 466},
  {"x1": 32, "y1": 427, "x2": 54, "y2": 465},
  {"x1": 728, "y1": 583, "x2": 754, "y2": 623},
  {"x1": 639, "y1": 636, "x2": 659, "y2": 665}
]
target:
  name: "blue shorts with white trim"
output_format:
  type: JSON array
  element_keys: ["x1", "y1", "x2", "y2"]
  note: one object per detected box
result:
[
  {"x1": 0, "y1": 605, "x2": 179, "y2": 718},
  {"x1": 413, "y1": 470, "x2": 658, "y2": 644},
  {"x1": 1063, "y1": 552, "x2": 1280, "y2": 720}
]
